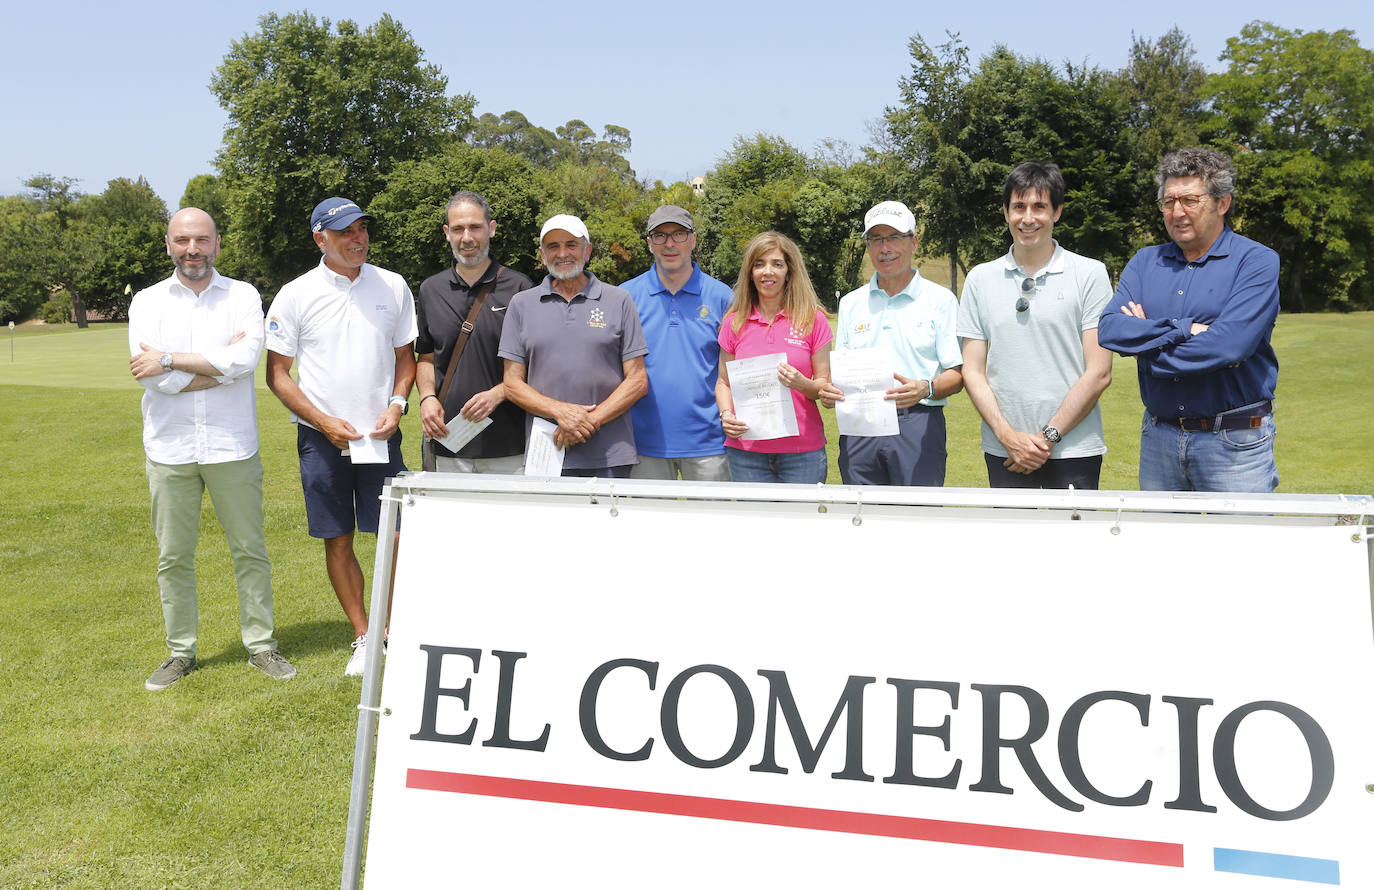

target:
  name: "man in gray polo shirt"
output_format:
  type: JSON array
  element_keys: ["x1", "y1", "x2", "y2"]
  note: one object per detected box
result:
[
  {"x1": 958, "y1": 161, "x2": 1113, "y2": 488},
  {"x1": 498, "y1": 214, "x2": 648, "y2": 477}
]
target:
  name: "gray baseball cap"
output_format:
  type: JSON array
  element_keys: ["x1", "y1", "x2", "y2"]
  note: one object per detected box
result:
[{"x1": 646, "y1": 205, "x2": 694, "y2": 234}]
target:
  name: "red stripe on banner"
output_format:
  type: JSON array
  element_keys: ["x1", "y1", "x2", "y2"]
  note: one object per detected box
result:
[{"x1": 405, "y1": 769, "x2": 1183, "y2": 867}]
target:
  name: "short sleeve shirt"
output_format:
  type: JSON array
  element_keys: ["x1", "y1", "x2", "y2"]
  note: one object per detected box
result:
[
  {"x1": 415, "y1": 260, "x2": 533, "y2": 459},
  {"x1": 718, "y1": 307, "x2": 833, "y2": 454},
  {"x1": 623, "y1": 263, "x2": 733, "y2": 458},
  {"x1": 834, "y1": 271, "x2": 961, "y2": 407},
  {"x1": 266, "y1": 261, "x2": 418, "y2": 433},
  {"x1": 497, "y1": 272, "x2": 649, "y2": 469},
  {"x1": 958, "y1": 244, "x2": 1111, "y2": 458}
]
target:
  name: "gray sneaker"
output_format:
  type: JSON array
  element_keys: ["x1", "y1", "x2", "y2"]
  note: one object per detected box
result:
[
  {"x1": 248, "y1": 649, "x2": 297, "y2": 680},
  {"x1": 145, "y1": 655, "x2": 197, "y2": 691}
]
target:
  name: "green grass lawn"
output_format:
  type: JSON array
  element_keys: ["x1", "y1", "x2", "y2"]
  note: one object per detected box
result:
[{"x1": 0, "y1": 315, "x2": 1370, "y2": 888}]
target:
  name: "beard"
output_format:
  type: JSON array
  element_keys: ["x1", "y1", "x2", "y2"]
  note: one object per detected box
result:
[
  {"x1": 174, "y1": 256, "x2": 213, "y2": 281},
  {"x1": 452, "y1": 244, "x2": 490, "y2": 268},
  {"x1": 547, "y1": 260, "x2": 585, "y2": 281}
]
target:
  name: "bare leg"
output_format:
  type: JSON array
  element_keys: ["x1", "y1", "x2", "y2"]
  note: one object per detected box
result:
[{"x1": 324, "y1": 533, "x2": 368, "y2": 637}]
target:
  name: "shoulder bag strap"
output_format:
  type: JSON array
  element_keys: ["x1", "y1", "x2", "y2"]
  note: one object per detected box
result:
[{"x1": 436, "y1": 268, "x2": 502, "y2": 407}]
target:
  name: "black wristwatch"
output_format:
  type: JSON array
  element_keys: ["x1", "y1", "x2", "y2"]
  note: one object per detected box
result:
[{"x1": 1040, "y1": 424, "x2": 1062, "y2": 444}]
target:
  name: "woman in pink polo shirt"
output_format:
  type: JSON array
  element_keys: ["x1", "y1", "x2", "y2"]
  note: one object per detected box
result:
[{"x1": 715, "y1": 231, "x2": 833, "y2": 483}]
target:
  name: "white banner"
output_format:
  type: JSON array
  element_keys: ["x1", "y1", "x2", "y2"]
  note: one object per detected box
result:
[{"x1": 363, "y1": 486, "x2": 1374, "y2": 888}]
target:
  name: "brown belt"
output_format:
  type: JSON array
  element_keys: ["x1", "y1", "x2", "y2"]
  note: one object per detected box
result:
[{"x1": 1156, "y1": 401, "x2": 1272, "y2": 432}]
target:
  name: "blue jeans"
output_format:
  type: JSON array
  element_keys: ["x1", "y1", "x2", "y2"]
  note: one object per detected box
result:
[
  {"x1": 1139, "y1": 409, "x2": 1278, "y2": 492},
  {"x1": 726, "y1": 447, "x2": 828, "y2": 484}
]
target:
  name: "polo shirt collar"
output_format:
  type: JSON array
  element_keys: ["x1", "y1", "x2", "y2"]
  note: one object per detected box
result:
[
  {"x1": 867, "y1": 269, "x2": 921, "y2": 303},
  {"x1": 316, "y1": 258, "x2": 369, "y2": 288},
  {"x1": 648, "y1": 263, "x2": 703, "y2": 297},
  {"x1": 1162, "y1": 226, "x2": 1235, "y2": 264},
  {"x1": 448, "y1": 259, "x2": 501, "y2": 291},
  {"x1": 1000, "y1": 241, "x2": 1066, "y2": 276},
  {"x1": 538, "y1": 270, "x2": 602, "y2": 301}
]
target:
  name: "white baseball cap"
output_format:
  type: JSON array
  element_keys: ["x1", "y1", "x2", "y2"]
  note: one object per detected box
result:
[
  {"x1": 540, "y1": 213, "x2": 590, "y2": 242},
  {"x1": 863, "y1": 201, "x2": 916, "y2": 235}
]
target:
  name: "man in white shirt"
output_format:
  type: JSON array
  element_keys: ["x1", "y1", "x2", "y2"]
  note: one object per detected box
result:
[
  {"x1": 265, "y1": 197, "x2": 417, "y2": 677},
  {"x1": 129, "y1": 207, "x2": 295, "y2": 691}
]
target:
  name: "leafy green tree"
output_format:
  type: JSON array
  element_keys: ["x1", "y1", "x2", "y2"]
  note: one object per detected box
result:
[
  {"x1": 470, "y1": 111, "x2": 560, "y2": 166},
  {"x1": 695, "y1": 134, "x2": 876, "y2": 304},
  {"x1": 367, "y1": 144, "x2": 544, "y2": 285},
  {"x1": 2, "y1": 175, "x2": 168, "y2": 323},
  {"x1": 0, "y1": 194, "x2": 50, "y2": 322},
  {"x1": 1116, "y1": 28, "x2": 1206, "y2": 239},
  {"x1": 210, "y1": 12, "x2": 473, "y2": 292},
  {"x1": 883, "y1": 36, "x2": 1137, "y2": 284},
  {"x1": 77, "y1": 177, "x2": 170, "y2": 320},
  {"x1": 880, "y1": 33, "x2": 974, "y2": 290},
  {"x1": 1202, "y1": 22, "x2": 1374, "y2": 310}
]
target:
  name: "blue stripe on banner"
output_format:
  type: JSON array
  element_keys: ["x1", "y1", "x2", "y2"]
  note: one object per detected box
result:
[{"x1": 1214, "y1": 848, "x2": 1340, "y2": 884}]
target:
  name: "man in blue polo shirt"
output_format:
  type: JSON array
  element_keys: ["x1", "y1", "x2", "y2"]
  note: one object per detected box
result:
[
  {"x1": 1098, "y1": 147, "x2": 1280, "y2": 492},
  {"x1": 819, "y1": 200, "x2": 963, "y2": 486},
  {"x1": 623, "y1": 205, "x2": 733, "y2": 481}
]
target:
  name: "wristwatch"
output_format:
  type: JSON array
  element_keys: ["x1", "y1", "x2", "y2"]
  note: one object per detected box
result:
[
  {"x1": 160, "y1": 353, "x2": 173, "y2": 370},
  {"x1": 388, "y1": 395, "x2": 409, "y2": 415},
  {"x1": 1040, "y1": 424, "x2": 1062, "y2": 444}
]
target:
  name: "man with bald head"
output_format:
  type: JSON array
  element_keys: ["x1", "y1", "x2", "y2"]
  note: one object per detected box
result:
[{"x1": 129, "y1": 207, "x2": 295, "y2": 690}]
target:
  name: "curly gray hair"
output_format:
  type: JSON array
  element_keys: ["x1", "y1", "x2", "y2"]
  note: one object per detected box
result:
[{"x1": 1155, "y1": 148, "x2": 1236, "y2": 202}]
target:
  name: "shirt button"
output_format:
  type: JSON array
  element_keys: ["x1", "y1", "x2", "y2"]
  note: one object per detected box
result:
[
  {"x1": 1177, "y1": 290, "x2": 1184, "y2": 295},
  {"x1": 1177, "y1": 405, "x2": 1185, "y2": 411}
]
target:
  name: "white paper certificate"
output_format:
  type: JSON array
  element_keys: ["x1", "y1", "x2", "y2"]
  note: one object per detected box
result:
[
  {"x1": 830, "y1": 347, "x2": 899, "y2": 437},
  {"x1": 347, "y1": 434, "x2": 390, "y2": 464},
  {"x1": 523, "y1": 417, "x2": 565, "y2": 476},
  {"x1": 726, "y1": 353, "x2": 799, "y2": 441},
  {"x1": 433, "y1": 415, "x2": 492, "y2": 455}
]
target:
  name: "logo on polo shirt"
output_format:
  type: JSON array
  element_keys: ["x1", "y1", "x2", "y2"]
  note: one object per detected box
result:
[
  {"x1": 268, "y1": 317, "x2": 281, "y2": 333},
  {"x1": 853, "y1": 321, "x2": 871, "y2": 335},
  {"x1": 588, "y1": 307, "x2": 607, "y2": 328},
  {"x1": 785, "y1": 325, "x2": 806, "y2": 347},
  {"x1": 697, "y1": 304, "x2": 711, "y2": 319},
  {"x1": 375, "y1": 304, "x2": 390, "y2": 313}
]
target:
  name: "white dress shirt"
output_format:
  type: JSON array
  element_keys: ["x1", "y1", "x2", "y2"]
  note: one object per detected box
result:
[{"x1": 128, "y1": 270, "x2": 264, "y2": 465}]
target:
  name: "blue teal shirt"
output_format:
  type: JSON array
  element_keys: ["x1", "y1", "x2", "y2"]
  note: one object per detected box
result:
[
  {"x1": 835, "y1": 270, "x2": 961, "y2": 407},
  {"x1": 1098, "y1": 227, "x2": 1279, "y2": 418},
  {"x1": 624, "y1": 263, "x2": 733, "y2": 458}
]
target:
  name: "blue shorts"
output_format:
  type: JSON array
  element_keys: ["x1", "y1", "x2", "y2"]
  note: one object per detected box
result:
[{"x1": 297, "y1": 424, "x2": 406, "y2": 538}]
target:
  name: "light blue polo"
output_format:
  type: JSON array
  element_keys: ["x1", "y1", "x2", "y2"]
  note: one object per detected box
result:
[
  {"x1": 958, "y1": 243, "x2": 1112, "y2": 458},
  {"x1": 834, "y1": 271, "x2": 962, "y2": 406}
]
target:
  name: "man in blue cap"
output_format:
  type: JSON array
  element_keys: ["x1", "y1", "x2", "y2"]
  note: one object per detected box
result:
[{"x1": 265, "y1": 197, "x2": 417, "y2": 676}]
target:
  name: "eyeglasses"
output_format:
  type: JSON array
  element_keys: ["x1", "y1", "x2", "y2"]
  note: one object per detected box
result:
[
  {"x1": 649, "y1": 229, "x2": 692, "y2": 245},
  {"x1": 1156, "y1": 194, "x2": 1210, "y2": 212},
  {"x1": 864, "y1": 233, "x2": 911, "y2": 248}
]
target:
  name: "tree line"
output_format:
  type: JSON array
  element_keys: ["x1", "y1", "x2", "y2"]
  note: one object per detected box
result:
[{"x1": 2, "y1": 13, "x2": 1370, "y2": 325}]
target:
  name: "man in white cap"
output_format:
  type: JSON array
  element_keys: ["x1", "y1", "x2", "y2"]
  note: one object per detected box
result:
[
  {"x1": 819, "y1": 201, "x2": 963, "y2": 486},
  {"x1": 265, "y1": 196, "x2": 417, "y2": 677},
  {"x1": 622, "y1": 204, "x2": 733, "y2": 481},
  {"x1": 498, "y1": 214, "x2": 648, "y2": 477}
]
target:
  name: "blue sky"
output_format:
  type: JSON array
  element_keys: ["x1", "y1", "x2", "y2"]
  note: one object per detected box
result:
[{"x1": 3, "y1": 1, "x2": 1369, "y2": 208}]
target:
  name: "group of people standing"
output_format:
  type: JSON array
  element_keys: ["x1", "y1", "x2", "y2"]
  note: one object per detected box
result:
[{"x1": 127, "y1": 144, "x2": 1280, "y2": 689}]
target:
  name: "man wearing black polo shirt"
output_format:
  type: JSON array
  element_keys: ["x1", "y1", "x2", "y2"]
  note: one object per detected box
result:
[{"x1": 415, "y1": 191, "x2": 534, "y2": 473}]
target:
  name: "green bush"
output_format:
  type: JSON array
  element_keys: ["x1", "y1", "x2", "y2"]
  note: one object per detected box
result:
[{"x1": 39, "y1": 289, "x2": 72, "y2": 325}]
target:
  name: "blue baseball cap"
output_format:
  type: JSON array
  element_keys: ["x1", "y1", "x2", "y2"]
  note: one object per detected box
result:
[{"x1": 310, "y1": 197, "x2": 372, "y2": 232}]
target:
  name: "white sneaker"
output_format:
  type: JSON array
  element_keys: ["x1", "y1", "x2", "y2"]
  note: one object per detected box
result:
[{"x1": 345, "y1": 634, "x2": 367, "y2": 677}]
